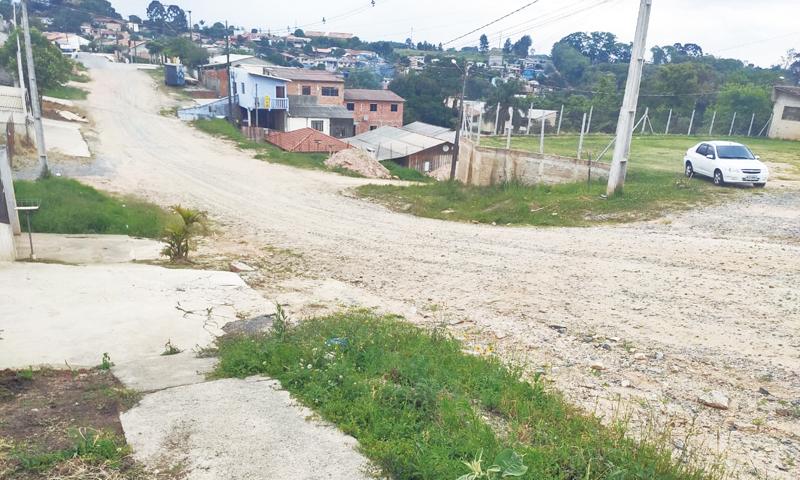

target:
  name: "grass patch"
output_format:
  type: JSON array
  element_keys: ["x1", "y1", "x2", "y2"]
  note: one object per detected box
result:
[
  {"x1": 69, "y1": 72, "x2": 90, "y2": 83},
  {"x1": 13, "y1": 177, "x2": 175, "y2": 238},
  {"x1": 381, "y1": 160, "x2": 434, "y2": 182},
  {"x1": 193, "y1": 118, "x2": 362, "y2": 176},
  {"x1": 215, "y1": 311, "x2": 721, "y2": 479},
  {"x1": 13, "y1": 429, "x2": 128, "y2": 473},
  {"x1": 43, "y1": 85, "x2": 88, "y2": 100}
]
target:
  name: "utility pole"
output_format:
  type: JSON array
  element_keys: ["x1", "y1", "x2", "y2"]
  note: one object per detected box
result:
[
  {"x1": 606, "y1": 0, "x2": 652, "y2": 197},
  {"x1": 20, "y1": 0, "x2": 48, "y2": 178},
  {"x1": 188, "y1": 10, "x2": 193, "y2": 41},
  {"x1": 494, "y1": 103, "x2": 500, "y2": 135},
  {"x1": 12, "y1": 4, "x2": 27, "y2": 120},
  {"x1": 449, "y1": 60, "x2": 470, "y2": 181},
  {"x1": 225, "y1": 20, "x2": 234, "y2": 124}
]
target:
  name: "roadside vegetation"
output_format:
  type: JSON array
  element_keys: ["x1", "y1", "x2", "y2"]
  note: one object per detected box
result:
[
  {"x1": 381, "y1": 160, "x2": 435, "y2": 182},
  {"x1": 0, "y1": 367, "x2": 145, "y2": 479},
  {"x1": 357, "y1": 135, "x2": 796, "y2": 227},
  {"x1": 13, "y1": 176, "x2": 175, "y2": 238},
  {"x1": 215, "y1": 310, "x2": 722, "y2": 480},
  {"x1": 42, "y1": 85, "x2": 88, "y2": 100}
]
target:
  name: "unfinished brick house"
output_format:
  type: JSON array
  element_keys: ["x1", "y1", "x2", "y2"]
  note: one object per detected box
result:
[
  {"x1": 344, "y1": 89, "x2": 405, "y2": 135},
  {"x1": 271, "y1": 68, "x2": 345, "y2": 105}
]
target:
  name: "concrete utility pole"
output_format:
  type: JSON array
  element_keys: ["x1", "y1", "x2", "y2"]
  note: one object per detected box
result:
[
  {"x1": 449, "y1": 60, "x2": 470, "y2": 181},
  {"x1": 665, "y1": 109, "x2": 672, "y2": 135},
  {"x1": 494, "y1": 103, "x2": 500, "y2": 135},
  {"x1": 606, "y1": 0, "x2": 652, "y2": 196},
  {"x1": 20, "y1": 0, "x2": 48, "y2": 178},
  {"x1": 225, "y1": 20, "x2": 234, "y2": 124},
  {"x1": 12, "y1": 4, "x2": 27, "y2": 120},
  {"x1": 188, "y1": 10, "x2": 193, "y2": 41}
]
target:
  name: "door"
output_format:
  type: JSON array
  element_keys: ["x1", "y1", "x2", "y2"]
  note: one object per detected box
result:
[{"x1": 693, "y1": 144, "x2": 712, "y2": 175}]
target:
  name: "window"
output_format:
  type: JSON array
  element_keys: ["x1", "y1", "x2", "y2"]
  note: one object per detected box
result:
[
  {"x1": 782, "y1": 106, "x2": 800, "y2": 122},
  {"x1": 369, "y1": 103, "x2": 378, "y2": 112},
  {"x1": 241, "y1": 82, "x2": 245, "y2": 95},
  {"x1": 369, "y1": 125, "x2": 377, "y2": 131},
  {"x1": 695, "y1": 144, "x2": 707, "y2": 156},
  {"x1": 311, "y1": 120, "x2": 324, "y2": 131},
  {"x1": 275, "y1": 86, "x2": 286, "y2": 98},
  {"x1": 321, "y1": 87, "x2": 339, "y2": 97},
  {"x1": 301, "y1": 86, "x2": 312, "y2": 95},
  {"x1": 717, "y1": 145, "x2": 755, "y2": 160},
  {"x1": 346, "y1": 103, "x2": 355, "y2": 111},
  {"x1": 390, "y1": 103, "x2": 398, "y2": 112}
]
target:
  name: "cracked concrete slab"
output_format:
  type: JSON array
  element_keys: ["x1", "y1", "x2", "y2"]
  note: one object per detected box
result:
[{"x1": 121, "y1": 376, "x2": 374, "y2": 480}]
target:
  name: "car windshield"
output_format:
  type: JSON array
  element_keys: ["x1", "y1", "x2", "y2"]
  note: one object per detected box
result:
[{"x1": 716, "y1": 145, "x2": 755, "y2": 160}]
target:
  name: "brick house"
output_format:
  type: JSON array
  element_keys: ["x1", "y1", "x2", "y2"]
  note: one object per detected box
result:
[
  {"x1": 271, "y1": 68, "x2": 345, "y2": 105},
  {"x1": 344, "y1": 89, "x2": 405, "y2": 135}
]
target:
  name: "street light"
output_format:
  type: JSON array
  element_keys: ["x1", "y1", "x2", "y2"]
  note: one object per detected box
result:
[{"x1": 449, "y1": 59, "x2": 472, "y2": 181}]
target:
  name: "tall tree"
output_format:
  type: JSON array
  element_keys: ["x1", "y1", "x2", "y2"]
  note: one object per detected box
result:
[
  {"x1": 502, "y1": 38, "x2": 512, "y2": 55},
  {"x1": 0, "y1": 28, "x2": 72, "y2": 90},
  {"x1": 512, "y1": 35, "x2": 532, "y2": 58},
  {"x1": 479, "y1": 34, "x2": 489, "y2": 53}
]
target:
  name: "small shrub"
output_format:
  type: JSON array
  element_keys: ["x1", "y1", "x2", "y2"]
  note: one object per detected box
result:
[
  {"x1": 162, "y1": 340, "x2": 182, "y2": 356},
  {"x1": 161, "y1": 205, "x2": 207, "y2": 262},
  {"x1": 99, "y1": 353, "x2": 113, "y2": 371}
]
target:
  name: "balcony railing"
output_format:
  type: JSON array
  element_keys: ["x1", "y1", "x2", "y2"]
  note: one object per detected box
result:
[{"x1": 269, "y1": 97, "x2": 289, "y2": 110}]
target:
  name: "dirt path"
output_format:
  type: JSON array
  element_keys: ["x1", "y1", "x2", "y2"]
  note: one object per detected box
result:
[{"x1": 77, "y1": 55, "x2": 799, "y2": 479}]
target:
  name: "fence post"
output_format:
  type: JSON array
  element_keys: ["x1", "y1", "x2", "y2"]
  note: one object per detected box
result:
[
  {"x1": 494, "y1": 103, "x2": 501, "y2": 135},
  {"x1": 640, "y1": 107, "x2": 649, "y2": 135},
  {"x1": 709, "y1": 110, "x2": 716, "y2": 136},
  {"x1": 688, "y1": 109, "x2": 696, "y2": 136},
  {"x1": 577, "y1": 112, "x2": 587, "y2": 160},
  {"x1": 586, "y1": 105, "x2": 594, "y2": 136},
  {"x1": 539, "y1": 115, "x2": 545, "y2": 155},
  {"x1": 665, "y1": 109, "x2": 672, "y2": 135},
  {"x1": 747, "y1": 113, "x2": 755, "y2": 137},
  {"x1": 477, "y1": 110, "x2": 482, "y2": 146},
  {"x1": 505, "y1": 106, "x2": 513, "y2": 149},
  {"x1": 556, "y1": 104, "x2": 564, "y2": 135},
  {"x1": 526, "y1": 103, "x2": 533, "y2": 135},
  {"x1": 728, "y1": 111, "x2": 737, "y2": 136},
  {"x1": 757, "y1": 113, "x2": 773, "y2": 137}
]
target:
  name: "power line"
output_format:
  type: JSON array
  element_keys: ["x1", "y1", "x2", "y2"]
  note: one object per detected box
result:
[{"x1": 442, "y1": 0, "x2": 542, "y2": 47}]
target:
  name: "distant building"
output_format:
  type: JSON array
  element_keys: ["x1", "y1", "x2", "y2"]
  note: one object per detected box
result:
[
  {"x1": 230, "y1": 66, "x2": 290, "y2": 131},
  {"x1": 270, "y1": 68, "x2": 345, "y2": 105},
  {"x1": 344, "y1": 89, "x2": 405, "y2": 135},
  {"x1": 287, "y1": 95, "x2": 353, "y2": 138},
  {"x1": 346, "y1": 122, "x2": 455, "y2": 174},
  {"x1": 768, "y1": 86, "x2": 800, "y2": 140},
  {"x1": 199, "y1": 54, "x2": 273, "y2": 97}
]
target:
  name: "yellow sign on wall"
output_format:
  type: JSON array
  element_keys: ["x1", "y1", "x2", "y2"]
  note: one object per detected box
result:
[{"x1": 264, "y1": 96, "x2": 271, "y2": 109}]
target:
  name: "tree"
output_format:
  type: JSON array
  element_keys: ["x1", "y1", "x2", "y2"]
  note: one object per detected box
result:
[
  {"x1": 146, "y1": 40, "x2": 165, "y2": 63},
  {"x1": 502, "y1": 38, "x2": 513, "y2": 55},
  {"x1": 163, "y1": 37, "x2": 208, "y2": 68},
  {"x1": 551, "y1": 43, "x2": 590, "y2": 85},
  {"x1": 479, "y1": 34, "x2": 489, "y2": 53},
  {"x1": 512, "y1": 35, "x2": 532, "y2": 58},
  {"x1": 294, "y1": 28, "x2": 305, "y2": 37},
  {"x1": 0, "y1": 28, "x2": 72, "y2": 91},
  {"x1": 129, "y1": 15, "x2": 142, "y2": 24},
  {"x1": 558, "y1": 31, "x2": 631, "y2": 64},
  {"x1": 714, "y1": 83, "x2": 772, "y2": 128},
  {"x1": 345, "y1": 69, "x2": 382, "y2": 89},
  {"x1": 165, "y1": 4, "x2": 188, "y2": 33},
  {"x1": 405, "y1": 37, "x2": 414, "y2": 49},
  {"x1": 51, "y1": 9, "x2": 91, "y2": 34}
]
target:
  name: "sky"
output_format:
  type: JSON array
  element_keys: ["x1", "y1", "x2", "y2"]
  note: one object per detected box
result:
[{"x1": 112, "y1": 0, "x2": 799, "y2": 67}]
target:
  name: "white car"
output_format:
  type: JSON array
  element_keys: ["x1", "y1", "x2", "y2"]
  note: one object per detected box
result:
[{"x1": 684, "y1": 141, "x2": 768, "y2": 187}]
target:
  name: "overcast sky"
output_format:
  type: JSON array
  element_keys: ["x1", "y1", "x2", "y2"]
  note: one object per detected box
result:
[{"x1": 113, "y1": 0, "x2": 799, "y2": 67}]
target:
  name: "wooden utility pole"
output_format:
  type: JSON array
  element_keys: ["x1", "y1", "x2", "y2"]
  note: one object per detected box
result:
[
  {"x1": 449, "y1": 61, "x2": 470, "y2": 181},
  {"x1": 12, "y1": 4, "x2": 27, "y2": 120},
  {"x1": 20, "y1": 0, "x2": 47, "y2": 178},
  {"x1": 606, "y1": 0, "x2": 652, "y2": 196}
]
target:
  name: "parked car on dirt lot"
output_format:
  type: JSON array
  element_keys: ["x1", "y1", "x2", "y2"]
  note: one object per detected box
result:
[{"x1": 684, "y1": 141, "x2": 768, "y2": 187}]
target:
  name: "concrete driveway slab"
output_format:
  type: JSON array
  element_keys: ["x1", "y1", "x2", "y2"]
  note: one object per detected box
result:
[
  {"x1": 121, "y1": 376, "x2": 373, "y2": 480},
  {"x1": 14, "y1": 233, "x2": 162, "y2": 264}
]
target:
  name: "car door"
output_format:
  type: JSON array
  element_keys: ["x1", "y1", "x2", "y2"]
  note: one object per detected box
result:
[
  {"x1": 693, "y1": 144, "x2": 709, "y2": 175},
  {"x1": 702, "y1": 145, "x2": 717, "y2": 175}
]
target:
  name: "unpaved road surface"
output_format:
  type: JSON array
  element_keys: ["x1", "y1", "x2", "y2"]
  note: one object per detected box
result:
[{"x1": 77, "y1": 56, "x2": 799, "y2": 478}]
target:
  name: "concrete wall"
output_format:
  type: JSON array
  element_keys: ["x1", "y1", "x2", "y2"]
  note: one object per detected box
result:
[
  {"x1": 0, "y1": 147, "x2": 15, "y2": 261},
  {"x1": 348, "y1": 100, "x2": 404, "y2": 135},
  {"x1": 769, "y1": 92, "x2": 800, "y2": 140},
  {"x1": 455, "y1": 139, "x2": 610, "y2": 187},
  {"x1": 287, "y1": 81, "x2": 344, "y2": 105}
]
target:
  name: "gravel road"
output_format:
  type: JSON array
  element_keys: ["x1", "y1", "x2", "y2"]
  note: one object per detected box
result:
[{"x1": 78, "y1": 55, "x2": 799, "y2": 479}]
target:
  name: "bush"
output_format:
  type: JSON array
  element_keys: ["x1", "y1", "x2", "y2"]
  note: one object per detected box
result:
[{"x1": 161, "y1": 205, "x2": 207, "y2": 262}]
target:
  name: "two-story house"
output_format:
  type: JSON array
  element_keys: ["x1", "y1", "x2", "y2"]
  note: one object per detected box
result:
[
  {"x1": 231, "y1": 66, "x2": 290, "y2": 131},
  {"x1": 273, "y1": 68, "x2": 345, "y2": 105},
  {"x1": 344, "y1": 89, "x2": 405, "y2": 135}
]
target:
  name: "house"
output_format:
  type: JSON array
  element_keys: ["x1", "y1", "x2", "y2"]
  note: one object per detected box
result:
[
  {"x1": 45, "y1": 32, "x2": 90, "y2": 57},
  {"x1": 346, "y1": 123, "x2": 455, "y2": 174},
  {"x1": 489, "y1": 51, "x2": 504, "y2": 69},
  {"x1": 266, "y1": 128, "x2": 351, "y2": 153},
  {"x1": 344, "y1": 89, "x2": 405, "y2": 135},
  {"x1": 94, "y1": 16, "x2": 124, "y2": 32},
  {"x1": 768, "y1": 86, "x2": 800, "y2": 140},
  {"x1": 270, "y1": 68, "x2": 345, "y2": 105},
  {"x1": 126, "y1": 21, "x2": 140, "y2": 33},
  {"x1": 287, "y1": 95, "x2": 353, "y2": 138},
  {"x1": 230, "y1": 66, "x2": 290, "y2": 131},
  {"x1": 408, "y1": 56, "x2": 425, "y2": 71},
  {"x1": 305, "y1": 31, "x2": 354, "y2": 40},
  {"x1": 199, "y1": 54, "x2": 273, "y2": 97}
]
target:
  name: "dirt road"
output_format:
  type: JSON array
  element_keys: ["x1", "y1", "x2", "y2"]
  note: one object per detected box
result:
[{"x1": 79, "y1": 56, "x2": 799, "y2": 478}]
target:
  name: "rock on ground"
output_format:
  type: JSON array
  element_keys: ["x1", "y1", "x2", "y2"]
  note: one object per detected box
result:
[
  {"x1": 121, "y1": 377, "x2": 374, "y2": 480},
  {"x1": 698, "y1": 390, "x2": 731, "y2": 410},
  {"x1": 325, "y1": 149, "x2": 390, "y2": 178}
]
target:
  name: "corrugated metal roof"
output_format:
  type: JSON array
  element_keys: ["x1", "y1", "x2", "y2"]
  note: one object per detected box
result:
[
  {"x1": 401, "y1": 121, "x2": 456, "y2": 143},
  {"x1": 0, "y1": 86, "x2": 24, "y2": 112},
  {"x1": 346, "y1": 126, "x2": 450, "y2": 161},
  {"x1": 344, "y1": 89, "x2": 405, "y2": 102},
  {"x1": 775, "y1": 86, "x2": 800, "y2": 97},
  {"x1": 287, "y1": 95, "x2": 353, "y2": 119}
]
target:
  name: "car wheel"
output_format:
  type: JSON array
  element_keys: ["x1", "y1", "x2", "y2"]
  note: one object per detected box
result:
[
  {"x1": 713, "y1": 170, "x2": 724, "y2": 186},
  {"x1": 685, "y1": 162, "x2": 694, "y2": 178},
  {"x1": 753, "y1": 182, "x2": 766, "y2": 188}
]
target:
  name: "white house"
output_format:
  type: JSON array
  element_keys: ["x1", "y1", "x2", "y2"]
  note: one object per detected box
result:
[
  {"x1": 768, "y1": 86, "x2": 800, "y2": 140},
  {"x1": 230, "y1": 66, "x2": 291, "y2": 130}
]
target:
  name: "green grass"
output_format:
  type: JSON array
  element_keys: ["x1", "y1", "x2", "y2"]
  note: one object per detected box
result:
[
  {"x1": 14, "y1": 429, "x2": 128, "y2": 473},
  {"x1": 381, "y1": 160, "x2": 434, "y2": 182},
  {"x1": 357, "y1": 134, "x2": 798, "y2": 227},
  {"x1": 43, "y1": 85, "x2": 88, "y2": 100},
  {"x1": 13, "y1": 177, "x2": 175, "y2": 238},
  {"x1": 215, "y1": 311, "x2": 721, "y2": 480},
  {"x1": 69, "y1": 72, "x2": 91, "y2": 83},
  {"x1": 193, "y1": 118, "x2": 361, "y2": 176}
]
